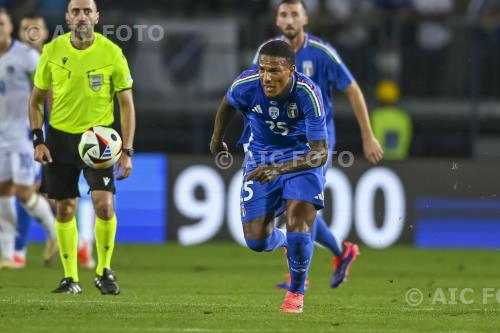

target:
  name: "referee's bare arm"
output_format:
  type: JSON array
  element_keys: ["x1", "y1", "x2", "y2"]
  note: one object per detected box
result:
[
  {"x1": 114, "y1": 89, "x2": 136, "y2": 180},
  {"x1": 29, "y1": 87, "x2": 52, "y2": 164}
]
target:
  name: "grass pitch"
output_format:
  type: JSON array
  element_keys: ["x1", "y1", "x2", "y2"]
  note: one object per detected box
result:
[{"x1": 0, "y1": 243, "x2": 499, "y2": 333}]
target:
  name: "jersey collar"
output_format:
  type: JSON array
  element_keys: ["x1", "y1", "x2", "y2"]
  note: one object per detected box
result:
[
  {"x1": 67, "y1": 32, "x2": 99, "y2": 52},
  {"x1": 289, "y1": 72, "x2": 297, "y2": 94},
  {"x1": 0, "y1": 39, "x2": 16, "y2": 59},
  {"x1": 303, "y1": 33, "x2": 309, "y2": 50}
]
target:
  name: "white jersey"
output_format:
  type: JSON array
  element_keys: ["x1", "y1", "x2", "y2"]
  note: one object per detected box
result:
[{"x1": 0, "y1": 40, "x2": 40, "y2": 152}]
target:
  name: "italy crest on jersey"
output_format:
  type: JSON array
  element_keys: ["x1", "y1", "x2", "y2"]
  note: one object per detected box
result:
[
  {"x1": 89, "y1": 74, "x2": 104, "y2": 92},
  {"x1": 268, "y1": 106, "x2": 280, "y2": 120},
  {"x1": 287, "y1": 103, "x2": 298, "y2": 118},
  {"x1": 302, "y1": 60, "x2": 314, "y2": 77}
]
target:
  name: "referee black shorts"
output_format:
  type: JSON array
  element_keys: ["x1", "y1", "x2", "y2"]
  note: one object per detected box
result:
[{"x1": 45, "y1": 126, "x2": 116, "y2": 200}]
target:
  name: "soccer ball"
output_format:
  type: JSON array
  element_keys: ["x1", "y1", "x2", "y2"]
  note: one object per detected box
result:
[{"x1": 78, "y1": 126, "x2": 122, "y2": 169}]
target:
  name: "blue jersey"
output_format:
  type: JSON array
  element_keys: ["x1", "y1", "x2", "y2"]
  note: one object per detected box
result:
[
  {"x1": 239, "y1": 33, "x2": 354, "y2": 150},
  {"x1": 227, "y1": 70, "x2": 327, "y2": 166}
]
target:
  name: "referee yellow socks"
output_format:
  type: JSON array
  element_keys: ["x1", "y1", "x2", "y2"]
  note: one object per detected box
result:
[
  {"x1": 95, "y1": 215, "x2": 117, "y2": 276},
  {"x1": 55, "y1": 218, "x2": 79, "y2": 282}
]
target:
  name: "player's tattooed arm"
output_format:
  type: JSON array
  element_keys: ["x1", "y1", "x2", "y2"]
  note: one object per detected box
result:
[
  {"x1": 247, "y1": 139, "x2": 328, "y2": 184},
  {"x1": 210, "y1": 96, "x2": 236, "y2": 154}
]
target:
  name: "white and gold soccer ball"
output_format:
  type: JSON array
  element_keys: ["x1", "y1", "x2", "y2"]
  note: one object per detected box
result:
[{"x1": 78, "y1": 126, "x2": 122, "y2": 169}]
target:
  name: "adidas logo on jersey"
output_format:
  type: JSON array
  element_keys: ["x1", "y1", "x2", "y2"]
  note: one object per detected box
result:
[
  {"x1": 314, "y1": 192, "x2": 324, "y2": 201},
  {"x1": 252, "y1": 105, "x2": 263, "y2": 114}
]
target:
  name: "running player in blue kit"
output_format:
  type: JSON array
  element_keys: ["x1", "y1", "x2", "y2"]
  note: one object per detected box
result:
[
  {"x1": 241, "y1": 0, "x2": 384, "y2": 289},
  {"x1": 210, "y1": 40, "x2": 327, "y2": 313}
]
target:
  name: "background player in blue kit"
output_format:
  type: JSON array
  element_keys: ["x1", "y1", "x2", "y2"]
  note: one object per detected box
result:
[
  {"x1": 241, "y1": 0, "x2": 384, "y2": 289},
  {"x1": 210, "y1": 40, "x2": 328, "y2": 313}
]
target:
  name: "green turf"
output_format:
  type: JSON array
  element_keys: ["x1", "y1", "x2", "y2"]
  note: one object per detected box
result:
[{"x1": 0, "y1": 244, "x2": 499, "y2": 332}]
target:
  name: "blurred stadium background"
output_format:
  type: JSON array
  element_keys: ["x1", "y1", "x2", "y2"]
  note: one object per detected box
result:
[
  {"x1": 1, "y1": 0, "x2": 500, "y2": 332},
  {"x1": 11, "y1": 0, "x2": 498, "y2": 248}
]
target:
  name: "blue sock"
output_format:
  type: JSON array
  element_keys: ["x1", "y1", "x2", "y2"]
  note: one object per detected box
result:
[
  {"x1": 313, "y1": 215, "x2": 343, "y2": 258},
  {"x1": 15, "y1": 199, "x2": 32, "y2": 252},
  {"x1": 287, "y1": 232, "x2": 313, "y2": 294},
  {"x1": 245, "y1": 228, "x2": 287, "y2": 252}
]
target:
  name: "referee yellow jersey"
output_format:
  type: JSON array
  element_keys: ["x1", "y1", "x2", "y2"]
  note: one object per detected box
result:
[{"x1": 34, "y1": 32, "x2": 133, "y2": 134}]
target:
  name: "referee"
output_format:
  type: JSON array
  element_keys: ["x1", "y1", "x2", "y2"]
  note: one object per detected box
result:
[{"x1": 28, "y1": 0, "x2": 136, "y2": 295}]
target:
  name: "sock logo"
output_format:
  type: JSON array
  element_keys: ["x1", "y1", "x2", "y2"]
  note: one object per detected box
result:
[
  {"x1": 63, "y1": 254, "x2": 69, "y2": 259},
  {"x1": 105, "y1": 246, "x2": 110, "y2": 251},
  {"x1": 290, "y1": 259, "x2": 310, "y2": 265},
  {"x1": 291, "y1": 268, "x2": 307, "y2": 273}
]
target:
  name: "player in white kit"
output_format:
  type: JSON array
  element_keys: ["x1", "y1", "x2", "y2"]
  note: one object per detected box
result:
[{"x1": 0, "y1": 8, "x2": 56, "y2": 269}]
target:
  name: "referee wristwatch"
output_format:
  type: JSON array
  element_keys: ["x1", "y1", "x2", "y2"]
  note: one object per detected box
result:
[{"x1": 122, "y1": 148, "x2": 134, "y2": 157}]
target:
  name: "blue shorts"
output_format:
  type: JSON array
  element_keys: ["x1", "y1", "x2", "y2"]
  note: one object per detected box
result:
[{"x1": 240, "y1": 164, "x2": 326, "y2": 224}]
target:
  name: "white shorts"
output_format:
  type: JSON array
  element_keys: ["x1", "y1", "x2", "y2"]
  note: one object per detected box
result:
[{"x1": 0, "y1": 150, "x2": 38, "y2": 186}]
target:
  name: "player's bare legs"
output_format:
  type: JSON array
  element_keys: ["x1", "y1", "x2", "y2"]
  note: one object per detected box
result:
[
  {"x1": 286, "y1": 200, "x2": 316, "y2": 233},
  {"x1": 243, "y1": 212, "x2": 287, "y2": 253},
  {"x1": 243, "y1": 212, "x2": 276, "y2": 240},
  {"x1": 91, "y1": 191, "x2": 114, "y2": 220},
  {"x1": 0, "y1": 181, "x2": 17, "y2": 268},
  {"x1": 91, "y1": 190, "x2": 120, "y2": 295},
  {"x1": 0, "y1": 181, "x2": 56, "y2": 268},
  {"x1": 14, "y1": 183, "x2": 57, "y2": 266},
  {"x1": 56, "y1": 199, "x2": 78, "y2": 222},
  {"x1": 0, "y1": 182, "x2": 15, "y2": 197}
]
